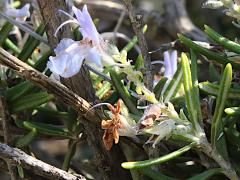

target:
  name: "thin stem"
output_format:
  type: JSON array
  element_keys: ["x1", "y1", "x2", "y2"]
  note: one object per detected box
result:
[
  {"x1": 199, "y1": 136, "x2": 238, "y2": 180},
  {"x1": 122, "y1": 0, "x2": 153, "y2": 91}
]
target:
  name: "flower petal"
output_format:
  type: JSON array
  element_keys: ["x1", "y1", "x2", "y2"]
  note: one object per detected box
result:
[
  {"x1": 85, "y1": 47, "x2": 103, "y2": 68},
  {"x1": 47, "y1": 55, "x2": 68, "y2": 75},
  {"x1": 5, "y1": 3, "x2": 30, "y2": 20},
  {"x1": 54, "y1": 38, "x2": 75, "y2": 55},
  {"x1": 163, "y1": 51, "x2": 172, "y2": 79},
  {"x1": 47, "y1": 40, "x2": 90, "y2": 78},
  {"x1": 61, "y1": 53, "x2": 84, "y2": 78},
  {"x1": 101, "y1": 120, "x2": 114, "y2": 129},
  {"x1": 102, "y1": 130, "x2": 114, "y2": 150},
  {"x1": 170, "y1": 50, "x2": 177, "y2": 76},
  {"x1": 72, "y1": 5, "x2": 99, "y2": 44},
  {"x1": 113, "y1": 128, "x2": 119, "y2": 144}
]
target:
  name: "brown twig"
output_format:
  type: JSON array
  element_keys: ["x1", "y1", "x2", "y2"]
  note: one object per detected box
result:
[
  {"x1": 0, "y1": 47, "x2": 98, "y2": 124},
  {"x1": 0, "y1": 143, "x2": 85, "y2": 180},
  {"x1": 0, "y1": 81, "x2": 17, "y2": 180},
  {"x1": 122, "y1": 0, "x2": 153, "y2": 91}
]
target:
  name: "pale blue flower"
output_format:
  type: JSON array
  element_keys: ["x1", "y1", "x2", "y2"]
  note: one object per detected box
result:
[
  {"x1": 153, "y1": 50, "x2": 177, "y2": 87},
  {"x1": 47, "y1": 38, "x2": 90, "y2": 78},
  {"x1": 5, "y1": 3, "x2": 30, "y2": 21},
  {"x1": 163, "y1": 50, "x2": 177, "y2": 79},
  {"x1": 48, "y1": 5, "x2": 117, "y2": 78},
  {"x1": 72, "y1": 5, "x2": 100, "y2": 44}
]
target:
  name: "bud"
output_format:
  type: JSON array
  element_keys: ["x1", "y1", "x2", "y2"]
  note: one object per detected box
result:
[
  {"x1": 113, "y1": 50, "x2": 127, "y2": 64},
  {"x1": 136, "y1": 85, "x2": 142, "y2": 95},
  {"x1": 203, "y1": 0, "x2": 224, "y2": 9}
]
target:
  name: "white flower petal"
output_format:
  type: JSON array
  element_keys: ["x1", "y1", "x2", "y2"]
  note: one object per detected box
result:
[
  {"x1": 47, "y1": 55, "x2": 68, "y2": 75},
  {"x1": 5, "y1": 3, "x2": 30, "y2": 20},
  {"x1": 72, "y1": 5, "x2": 99, "y2": 44},
  {"x1": 101, "y1": 53, "x2": 116, "y2": 67},
  {"x1": 170, "y1": 50, "x2": 177, "y2": 76},
  {"x1": 47, "y1": 40, "x2": 91, "y2": 78},
  {"x1": 61, "y1": 53, "x2": 84, "y2": 78},
  {"x1": 85, "y1": 48, "x2": 103, "y2": 68},
  {"x1": 54, "y1": 38, "x2": 75, "y2": 55},
  {"x1": 163, "y1": 51, "x2": 172, "y2": 79}
]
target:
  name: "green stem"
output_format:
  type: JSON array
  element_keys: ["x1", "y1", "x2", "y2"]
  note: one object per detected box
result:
[
  {"x1": 0, "y1": 22, "x2": 13, "y2": 46},
  {"x1": 178, "y1": 34, "x2": 240, "y2": 69},
  {"x1": 211, "y1": 64, "x2": 232, "y2": 160},
  {"x1": 62, "y1": 141, "x2": 77, "y2": 171},
  {"x1": 121, "y1": 142, "x2": 196, "y2": 169}
]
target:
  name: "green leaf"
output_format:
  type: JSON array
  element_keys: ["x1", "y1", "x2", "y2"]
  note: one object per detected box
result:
[
  {"x1": 15, "y1": 120, "x2": 71, "y2": 138},
  {"x1": 225, "y1": 128, "x2": 240, "y2": 149},
  {"x1": 211, "y1": 63, "x2": 232, "y2": 160},
  {"x1": 96, "y1": 82, "x2": 111, "y2": 99},
  {"x1": 190, "y1": 50, "x2": 203, "y2": 125},
  {"x1": 134, "y1": 54, "x2": 144, "y2": 70},
  {"x1": 121, "y1": 142, "x2": 196, "y2": 169},
  {"x1": 6, "y1": 81, "x2": 34, "y2": 102},
  {"x1": 199, "y1": 81, "x2": 240, "y2": 99},
  {"x1": 4, "y1": 38, "x2": 21, "y2": 54},
  {"x1": 17, "y1": 165, "x2": 24, "y2": 179},
  {"x1": 209, "y1": 63, "x2": 220, "y2": 81},
  {"x1": 10, "y1": 91, "x2": 54, "y2": 113},
  {"x1": 178, "y1": 34, "x2": 240, "y2": 70},
  {"x1": 18, "y1": 23, "x2": 45, "y2": 62},
  {"x1": 93, "y1": 66, "x2": 111, "y2": 86},
  {"x1": 15, "y1": 128, "x2": 38, "y2": 148},
  {"x1": 181, "y1": 53, "x2": 201, "y2": 131},
  {"x1": 153, "y1": 77, "x2": 168, "y2": 100},
  {"x1": 6, "y1": 51, "x2": 51, "y2": 102},
  {"x1": 0, "y1": 22, "x2": 13, "y2": 46},
  {"x1": 104, "y1": 91, "x2": 119, "y2": 105},
  {"x1": 33, "y1": 50, "x2": 52, "y2": 71},
  {"x1": 204, "y1": 25, "x2": 240, "y2": 54},
  {"x1": 36, "y1": 107, "x2": 69, "y2": 119},
  {"x1": 180, "y1": 109, "x2": 188, "y2": 121},
  {"x1": 110, "y1": 69, "x2": 140, "y2": 115},
  {"x1": 187, "y1": 168, "x2": 223, "y2": 180},
  {"x1": 62, "y1": 140, "x2": 77, "y2": 171},
  {"x1": 73, "y1": 26, "x2": 82, "y2": 41},
  {"x1": 163, "y1": 64, "x2": 183, "y2": 103},
  {"x1": 138, "y1": 168, "x2": 176, "y2": 180},
  {"x1": 121, "y1": 25, "x2": 147, "y2": 52}
]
